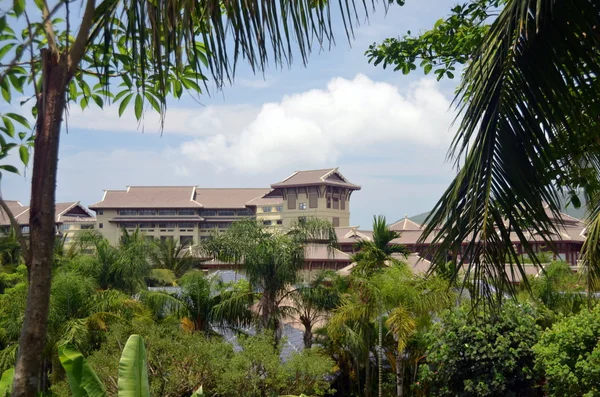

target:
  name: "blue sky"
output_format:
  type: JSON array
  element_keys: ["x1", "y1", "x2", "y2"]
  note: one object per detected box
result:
[{"x1": 4, "y1": 0, "x2": 462, "y2": 228}]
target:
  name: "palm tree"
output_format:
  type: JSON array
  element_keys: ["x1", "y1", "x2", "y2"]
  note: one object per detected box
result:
[
  {"x1": 71, "y1": 229, "x2": 153, "y2": 293},
  {"x1": 288, "y1": 270, "x2": 344, "y2": 348},
  {"x1": 373, "y1": 266, "x2": 455, "y2": 397},
  {"x1": 149, "y1": 237, "x2": 198, "y2": 280},
  {"x1": 417, "y1": 0, "x2": 600, "y2": 300},
  {"x1": 2, "y1": 2, "x2": 385, "y2": 393},
  {"x1": 207, "y1": 217, "x2": 338, "y2": 345},
  {"x1": 352, "y1": 215, "x2": 409, "y2": 397}
]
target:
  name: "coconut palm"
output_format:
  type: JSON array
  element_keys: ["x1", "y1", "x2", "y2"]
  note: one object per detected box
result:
[{"x1": 417, "y1": 0, "x2": 600, "y2": 300}]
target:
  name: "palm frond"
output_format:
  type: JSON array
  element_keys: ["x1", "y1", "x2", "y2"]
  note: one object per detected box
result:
[{"x1": 420, "y1": 0, "x2": 600, "y2": 300}]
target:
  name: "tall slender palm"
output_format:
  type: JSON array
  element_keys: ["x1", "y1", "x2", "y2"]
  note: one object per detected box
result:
[
  {"x1": 354, "y1": 216, "x2": 409, "y2": 397},
  {"x1": 418, "y1": 0, "x2": 600, "y2": 300},
  {"x1": 373, "y1": 266, "x2": 455, "y2": 397}
]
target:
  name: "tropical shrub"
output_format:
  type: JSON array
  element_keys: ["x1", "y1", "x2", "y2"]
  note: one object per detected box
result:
[
  {"x1": 533, "y1": 304, "x2": 600, "y2": 397},
  {"x1": 417, "y1": 302, "x2": 543, "y2": 397}
]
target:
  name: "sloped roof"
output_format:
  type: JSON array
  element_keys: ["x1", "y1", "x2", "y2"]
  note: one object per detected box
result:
[
  {"x1": 0, "y1": 201, "x2": 94, "y2": 226},
  {"x1": 195, "y1": 188, "x2": 272, "y2": 209},
  {"x1": 337, "y1": 253, "x2": 430, "y2": 276},
  {"x1": 90, "y1": 186, "x2": 200, "y2": 209},
  {"x1": 271, "y1": 168, "x2": 361, "y2": 190},
  {"x1": 304, "y1": 244, "x2": 351, "y2": 262},
  {"x1": 389, "y1": 215, "x2": 422, "y2": 231}
]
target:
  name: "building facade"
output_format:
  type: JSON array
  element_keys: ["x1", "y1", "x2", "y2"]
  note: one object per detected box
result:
[{"x1": 89, "y1": 168, "x2": 361, "y2": 246}]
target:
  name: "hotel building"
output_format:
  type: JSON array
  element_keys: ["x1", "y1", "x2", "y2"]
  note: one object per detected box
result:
[{"x1": 89, "y1": 168, "x2": 361, "y2": 246}]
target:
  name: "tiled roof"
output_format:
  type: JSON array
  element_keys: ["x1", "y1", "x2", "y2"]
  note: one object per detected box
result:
[
  {"x1": 195, "y1": 188, "x2": 271, "y2": 209},
  {"x1": 0, "y1": 201, "x2": 94, "y2": 226},
  {"x1": 245, "y1": 195, "x2": 284, "y2": 206},
  {"x1": 271, "y1": 168, "x2": 361, "y2": 190},
  {"x1": 389, "y1": 215, "x2": 422, "y2": 231},
  {"x1": 337, "y1": 253, "x2": 430, "y2": 276},
  {"x1": 304, "y1": 244, "x2": 351, "y2": 262},
  {"x1": 90, "y1": 186, "x2": 200, "y2": 209}
]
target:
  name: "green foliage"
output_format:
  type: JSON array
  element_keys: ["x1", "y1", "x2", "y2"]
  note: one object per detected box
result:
[
  {"x1": 528, "y1": 261, "x2": 585, "y2": 317},
  {"x1": 417, "y1": 302, "x2": 543, "y2": 397},
  {"x1": 53, "y1": 323, "x2": 335, "y2": 397},
  {"x1": 0, "y1": 368, "x2": 13, "y2": 397},
  {"x1": 118, "y1": 335, "x2": 150, "y2": 397},
  {"x1": 533, "y1": 305, "x2": 600, "y2": 397},
  {"x1": 58, "y1": 344, "x2": 107, "y2": 397},
  {"x1": 367, "y1": 0, "x2": 505, "y2": 79}
]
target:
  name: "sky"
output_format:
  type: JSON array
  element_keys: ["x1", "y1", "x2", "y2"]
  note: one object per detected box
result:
[{"x1": 3, "y1": 0, "x2": 463, "y2": 228}]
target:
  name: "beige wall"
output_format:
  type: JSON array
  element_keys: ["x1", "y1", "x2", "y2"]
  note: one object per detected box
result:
[{"x1": 279, "y1": 187, "x2": 351, "y2": 228}]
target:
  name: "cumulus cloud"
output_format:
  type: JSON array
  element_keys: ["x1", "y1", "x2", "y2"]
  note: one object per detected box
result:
[{"x1": 180, "y1": 74, "x2": 456, "y2": 173}]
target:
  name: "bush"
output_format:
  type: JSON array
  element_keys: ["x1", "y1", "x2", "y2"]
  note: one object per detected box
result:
[
  {"x1": 51, "y1": 322, "x2": 335, "y2": 397},
  {"x1": 533, "y1": 304, "x2": 600, "y2": 397},
  {"x1": 417, "y1": 302, "x2": 543, "y2": 397}
]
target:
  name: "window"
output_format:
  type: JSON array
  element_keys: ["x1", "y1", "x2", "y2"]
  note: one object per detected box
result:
[
  {"x1": 158, "y1": 209, "x2": 177, "y2": 215},
  {"x1": 160, "y1": 236, "x2": 174, "y2": 242},
  {"x1": 118, "y1": 209, "x2": 137, "y2": 216},
  {"x1": 276, "y1": 206, "x2": 283, "y2": 212},
  {"x1": 97, "y1": 209, "x2": 103, "y2": 215},
  {"x1": 288, "y1": 194, "x2": 296, "y2": 210},
  {"x1": 276, "y1": 220, "x2": 283, "y2": 225},
  {"x1": 180, "y1": 236, "x2": 193, "y2": 246},
  {"x1": 263, "y1": 220, "x2": 272, "y2": 226},
  {"x1": 178, "y1": 209, "x2": 196, "y2": 215},
  {"x1": 21, "y1": 226, "x2": 30, "y2": 233},
  {"x1": 237, "y1": 209, "x2": 252, "y2": 216},
  {"x1": 341, "y1": 195, "x2": 346, "y2": 210},
  {"x1": 200, "y1": 209, "x2": 217, "y2": 216},
  {"x1": 158, "y1": 222, "x2": 177, "y2": 228},
  {"x1": 333, "y1": 217, "x2": 340, "y2": 227},
  {"x1": 120, "y1": 222, "x2": 137, "y2": 229},
  {"x1": 326, "y1": 196, "x2": 331, "y2": 208},
  {"x1": 333, "y1": 197, "x2": 340, "y2": 209},
  {"x1": 201, "y1": 222, "x2": 217, "y2": 229},
  {"x1": 139, "y1": 222, "x2": 154, "y2": 229},
  {"x1": 299, "y1": 202, "x2": 307, "y2": 210},
  {"x1": 218, "y1": 210, "x2": 235, "y2": 216},
  {"x1": 60, "y1": 224, "x2": 70, "y2": 231},
  {"x1": 218, "y1": 222, "x2": 231, "y2": 229},
  {"x1": 309, "y1": 193, "x2": 318, "y2": 208},
  {"x1": 179, "y1": 222, "x2": 195, "y2": 229},
  {"x1": 138, "y1": 209, "x2": 157, "y2": 215},
  {"x1": 99, "y1": 223, "x2": 103, "y2": 229},
  {"x1": 262, "y1": 207, "x2": 272, "y2": 213},
  {"x1": 81, "y1": 224, "x2": 94, "y2": 230}
]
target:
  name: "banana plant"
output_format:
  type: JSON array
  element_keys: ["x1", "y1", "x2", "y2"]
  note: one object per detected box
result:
[
  {"x1": 0, "y1": 368, "x2": 13, "y2": 397},
  {"x1": 58, "y1": 334, "x2": 204, "y2": 397}
]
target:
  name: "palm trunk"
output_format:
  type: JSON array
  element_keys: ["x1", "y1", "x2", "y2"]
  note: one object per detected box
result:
[
  {"x1": 12, "y1": 50, "x2": 70, "y2": 397},
  {"x1": 378, "y1": 315, "x2": 383, "y2": 397},
  {"x1": 302, "y1": 321, "x2": 313, "y2": 348},
  {"x1": 364, "y1": 351, "x2": 372, "y2": 397},
  {"x1": 396, "y1": 349, "x2": 404, "y2": 397}
]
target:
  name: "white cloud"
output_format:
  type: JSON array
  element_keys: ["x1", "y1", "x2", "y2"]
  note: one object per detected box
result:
[{"x1": 180, "y1": 74, "x2": 456, "y2": 173}]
